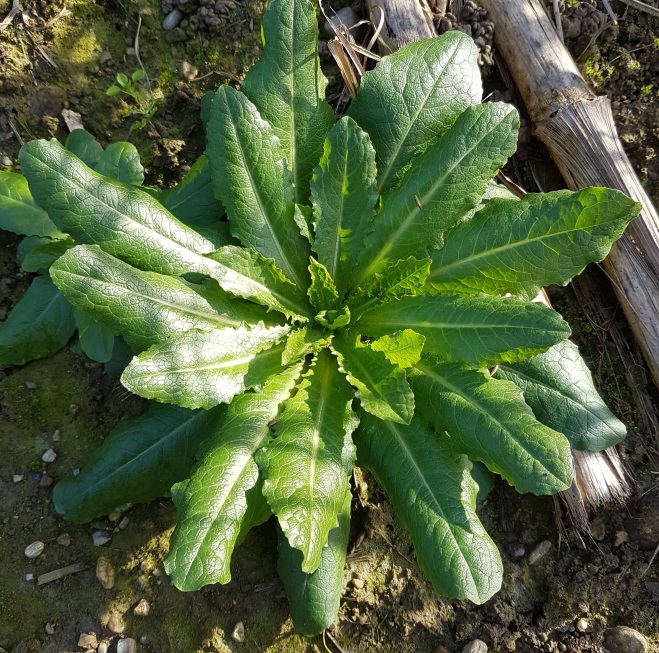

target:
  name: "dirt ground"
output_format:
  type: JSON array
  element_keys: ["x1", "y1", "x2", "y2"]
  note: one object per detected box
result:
[{"x1": 1, "y1": 1, "x2": 659, "y2": 652}]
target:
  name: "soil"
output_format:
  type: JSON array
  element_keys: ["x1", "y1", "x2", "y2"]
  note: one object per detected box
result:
[{"x1": 1, "y1": 1, "x2": 659, "y2": 652}]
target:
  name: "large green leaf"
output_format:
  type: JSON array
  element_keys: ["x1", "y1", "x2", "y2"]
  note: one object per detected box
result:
[
  {"x1": 205, "y1": 86, "x2": 310, "y2": 287},
  {"x1": 355, "y1": 412, "x2": 502, "y2": 603},
  {"x1": 51, "y1": 245, "x2": 272, "y2": 353},
  {"x1": 352, "y1": 103, "x2": 518, "y2": 287},
  {"x1": 74, "y1": 309, "x2": 115, "y2": 363},
  {"x1": 410, "y1": 361, "x2": 573, "y2": 494},
  {"x1": 0, "y1": 171, "x2": 61, "y2": 237},
  {"x1": 357, "y1": 293, "x2": 571, "y2": 366},
  {"x1": 347, "y1": 32, "x2": 482, "y2": 194},
  {"x1": 257, "y1": 349, "x2": 357, "y2": 573},
  {"x1": 19, "y1": 139, "x2": 215, "y2": 276},
  {"x1": 0, "y1": 276, "x2": 76, "y2": 365},
  {"x1": 207, "y1": 246, "x2": 312, "y2": 320},
  {"x1": 277, "y1": 490, "x2": 351, "y2": 636},
  {"x1": 52, "y1": 403, "x2": 218, "y2": 523},
  {"x1": 121, "y1": 324, "x2": 290, "y2": 409},
  {"x1": 241, "y1": 0, "x2": 334, "y2": 205},
  {"x1": 332, "y1": 331, "x2": 414, "y2": 425},
  {"x1": 165, "y1": 363, "x2": 303, "y2": 590},
  {"x1": 496, "y1": 340, "x2": 627, "y2": 451},
  {"x1": 95, "y1": 142, "x2": 145, "y2": 186},
  {"x1": 428, "y1": 188, "x2": 641, "y2": 298},
  {"x1": 65, "y1": 129, "x2": 104, "y2": 168},
  {"x1": 310, "y1": 116, "x2": 377, "y2": 298}
]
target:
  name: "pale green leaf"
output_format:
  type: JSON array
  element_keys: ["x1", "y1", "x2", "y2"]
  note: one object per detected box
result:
[
  {"x1": 95, "y1": 142, "x2": 145, "y2": 185},
  {"x1": 307, "y1": 258, "x2": 339, "y2": 312},
  {"x1": 281, "y1": 326, "x2": 329, "y2": 366},
  {"x1": 370, "y1": 329, "x2": 425, "y2": 368},
  {"x1": 293, "y1": 204, "x2": 314, "y2": 244}
]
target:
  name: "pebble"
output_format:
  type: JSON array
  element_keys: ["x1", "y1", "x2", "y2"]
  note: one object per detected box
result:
[
  {"x1": 180, "y1": 61, "x2": 198, "y2": 81},
  {"x1": 133, "y1": 598, "x2": 150, "y2": 616},
  {"x1": 25, "y1": 381, "x2": 37, "y2": 389},
  {"x1": 1, "y1": 155, "x2": 12, "y2": 167},
  {"x1": 56, "y1": 533, "x2": 71, "y2": 547},
  {"x1": 613, "y1": 530, "x2": 629, "y2": 547},
  {"x1": 24, "y1": 541, "x2": 45, "y2": 559},
  {"x1": 107, "y1": 613, "x2": 125, "y2": 634},
  {"x1": 232, "y1": 621, "x2": 245, "y2": 643},
  {"x1": 351, "y1": 577, "x2": 365, "y2": 589},
  {"x1": 117, "y1": 638, "x2": 137, "y2": 653},
  {"x1": 96, "y1": 556, "x2": 115, "y2": 590},
  {"x1": 77, "y1": 633, "x2": 98, "y2": 649},
  {"x1": 108, "y1": 510, "x2": 122, "y2": 523},
  {"x1": 118, "y1": 516, "x2": 130, "y2": 529},
  {"x1": 462, "y1": 639, "x2": 488, "y2": 653},
  {"x1": 12, "y1": 474, "x2": 24, "y2": 483},
  {"x1": 39, "y1": 474, "x2": 54, "y2": 488},
  {"x1": 586, "y1": 563, "x2": 599, "y2": 575},
  {"x1": 45, "y1": 623, "x2": 55, "y2": 635},
  {"x1": 528, "y1": 540, "x2": 552, "y2": 565},
  {"x1": 162, "y1": 8, "x2": 183, "y2": 30},
  {"x1": 42, "y1": 448, "x2": 57, "y2": 463},
  {"x1": 603, "y1": 626, "x2": 648, "y2": 653},
  {"x1": 52, "y1": 429, "x2": 61, "y2": 442},
  {"x1": 576, "y1": 617, "x2": 590, "y2": 633},
  {"x1": 511, "y1": 543, "x2": 526, "y2": 559},
  {"x1": 25, "y1": 573, "x2": 34, "y2": 581},
  {"x1": 98, "y1": 50, "x2": 112, "y2": 65},
  {"x1": 126, "y1": 47, "x2": 136, "y2": 56},
  {"x1": 590, "y1": 519, "x2": 606, "y2": 541},
  {"x1": 97, "y1": 641, "x2": 109, "y2": 653},
  {"x1": 92, "y1": 530, "x2": 111, "y2": 546},
  {"x1": 140, "y1": 635, "x2": 149, "y2": 644}
]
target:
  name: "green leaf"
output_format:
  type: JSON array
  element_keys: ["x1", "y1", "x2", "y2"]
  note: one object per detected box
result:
[
  {"x1": 17, "y1": 234, "x2": 75, "y2": 272},
  {"x1": 311, "y1": 116, "x2": 377, "y2": 298},
  {"x1": 116, "y1": 72, "x2": 129, "y2": 86},
  {"x1": 257, "y1": 349, "x2": 357, "y2": 573},
  {"x1": 0, "y1": 171, "x2": 61, "y2": 237},
  {"x1": 53, "y1": 404, "x2": 217, "y2": 523},
  {"x1": 352, "y1": 103, "x2": 519, "y2": 286},
  {"x1": 65, "y1": 129, "x2": 104, "y2": 168},
  {"x1": 106, "y1": 85, "x2": 122, "y2": 97},
  {"x1": 0, "y1": 276, "x2": 76, "y2": 365},
  {"x1": 74, "y1": 309, "x2": 115, "y2": 363},
  {"x1": 281, "y1": 327, "x2": 328, "y2": 366},
  {"x1": 410, "y1": 361, "x2": 573, "y2": 494},
  {"x1": 121, "y1": 324, "x2": 290, "y2": 409},
  {"x1": 427, "y1": 188, "x2": 641, "y2": 298},
  {"x1": 347, "y1": 32, "x2": 482, "y2": 194},
  {"x1": 206, "y1": 86, "x2": 310, "y2": 287},
  {"x1": 95, "y1": 142, "x2": 145, "y2": 186},
  {"x1": 241, "y1": 0, "x2": 334, "y2": 204},
  {"x1": 165, "y1": 363, "x2": 303, "y2": 590},
  {"x1": 332, "y1": 331, "x2": 414, "y2": 424},
  {"x1": 293, "y1": 204, "x2": 314, "y2": 244},
  {"x1": 132, "y1": 69, "x2": 145, "y2": 82},
  {"x1": 370, "y1": 329, "x2": 425, "y2": 369},
  {"x1": 19, "y1": 139, "x2": 215, "y2": 276},
  {"x1": 357, "y1": 293, "x2": 571, "y2": 366},
  {"x1": 277, "y1": 489, "x2": 351, "y2": 636},
  {"x1": 354, "y1": 412, "x2": 502, "y2": 603},
  {"x1": 307, "y1": 258, "x2": 339, "y2": 312},
  {"x1": 51, "y1": 245, "x2": 272, "y2": 353},
  {"x1": 496, "y1": 340, "x2": 627, "y2": 451},
  {"x1": 206, "y1": 246, "x2": 312, "y2": 320}
]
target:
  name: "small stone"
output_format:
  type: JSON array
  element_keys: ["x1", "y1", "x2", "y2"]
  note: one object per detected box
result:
[
  {"x1": 462, "y1": 639, "x2": 488, "y2": 653},
  {"x1": 92, "y1": 530, "x2": 111, "y2": 546},
  {"x1": 590, "y1": 519, "x2": 606, "y2": 541},
  {"x1": 60, "y1": 109, "x2": 83, "y2": 132},
  {"x1": 96, "y1": 556, "x2": 115, "y2": 590},
  {"x1": 24, "y1": 541, "x2": 45, "y2": 559},
  {"x1": 45, "y1": 623, "x2": 55, "y2": 635},
  {"x1": 163, "y1": 8, "x2": 183, "y2": 30},
  {"x1": 12, "y1": 474, "x2": 24, "y2": 483},
  {"x1": 613, "y1": 530, "x2": 629, "y2": 547},
  {"x1": 98, "y1": 50, "x2": 112, "y2": 65},
  {"x1": 107, "y1": 614, "x2": 125, "y2": 634},
  {"x1": 42, "y1": 449, "x2": 57, "y2": 464},
  {"x1": 180, "y1": 61, "x2": 198, "y2": 81},
  {"x1": 133, "y1": 598, "x2": 150, "y2": 616},
  {"x1": 77, "y1": 633, "x2": 98, "y2": 649},
  {"x1": 558, "y1": 644, "x2": 567, "y2": 652},
  {"x1": 126, "y1": 47, "x2": 136, "y2": 56},
  {"x1": 57, "y1": 533, "x2": 71, "y2": 547},
  {"x1": 116, "y1": 638, "x2": 137, "y2": 653},
  {"x1": 118, "y1": 516, "x2": 130, "y2": 529},
  {"x1": 25, "y1": 573, "x2": 34, "y2": 581},
  {"x1": 603, "y1": 626, "x2": 648, "y2": 653},
  {"x1": 108, "y1": 510, "x2": 122, "y2": 523},
  {"x1": 576, "y1": 618, "x2": 590, "y2": 633},
  {"x1": 539, "y1": 633, "x2": 548, "y2": 643},
  {"x1": 1, "y1": 155, "x2": 12, "y2": 167},
  {"x1": 351, "y1": 577, "x2": 365, "y2": 589},
  {"x1": 25, "y1": 381, "x2": 37, "y2": 389},
  {"x1": 511, "y1": 543, "x2": 526, "y2": 559},
  {"x1": 139, "y1": 635, "x2": 149, "y2": 644},
  {"x1": 232, "y1": 621, "x2": 245, "y2": 643},
  {"x1": 39, "y1": 474, "x2": 54, "y2": 488},
  {"x1": 528, "y1": 540, "x2": 552, "y2": 565},
  {"x1": 97, "y1": 641, "x2": 109, "y2": 653},
  {"x1": 52, "y1": 429, "x2": 61, "y2": 442},
  {"x1": 586, "y1": 563, "x2": 599, "y2": 575}
]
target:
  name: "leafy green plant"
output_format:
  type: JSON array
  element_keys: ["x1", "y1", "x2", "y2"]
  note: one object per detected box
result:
[
  {"x1": 106, "y1": 69, "x2": 161, "y2": 131},
  {"x1": 0, "y1": 0, "x2": 640, "y2": 636}
]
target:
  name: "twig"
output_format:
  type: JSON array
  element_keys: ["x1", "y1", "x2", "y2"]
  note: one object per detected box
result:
[
  {"x1": 640, "y1": 539, "x2": 659, "y2": 577},
  {"x1": 133, "y1": 15, "x2": 150, "y2": 90},
  {"x1": 600, "y1": 0, "x2": 618, "y2": 23},
  {"x1": 324, "y1": 630, "x2": 348, "y2": 653},
  {"x1": 0, "y1": 0, "x2": 21, "y2": 31},
  {"x1": 7, "y1": 118, "x2": 24, "y2": 146},
  {"x1": 191, "y1": 69, "x2": 242, "y2": 84},
  {"x1": 25, "y1": 30, "x2": 58, "y2": 68},
  {"x1": 616, "y1": 0, "x2": 659, "y2": 18},
  {"x1": 37, "y1": 562, "x2": 87, "y2": 585},
  {"x1": 552, "y1": 0, "x2": 564, "y2": 42}
]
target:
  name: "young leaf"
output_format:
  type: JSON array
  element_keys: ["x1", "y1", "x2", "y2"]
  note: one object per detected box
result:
[
  {"x1": 51, "y1": 245, "x2": 272, "y2": 353},
  {"x1": 205, "y1": 86, "x2": 310, "y2": 287},
  {"x1": 116, "y1": 72, "x2": 129, "y2": 86},
  {"x1": 293, "y1": 204, "x2": 314, "y2": 244},
  {"x1": 53, "y1": 404, "x2": 218, "y2": 523},
  {"x1": 95, "y1": 142, "x2": 145, "y2": 186},
  {"x1": 165, "y1": 363, "x2": 303, "y2": 590},
  {"x1": 356, "y1": 293, "x2": 571, "y2": 366},
  {"x1": 355, "y1": 412, "x2": 503, "y2": 604},
  {"x1": 370, "y1": 329, "x2": 425, "y2": 369},
  {"x1": 65, "y1": 129, "x2": 104, "y2": 168},
  {"x1": 428, "y1": 188, "x2": 641, "y2": 298},
  {"x1": 352, "y1": 103, "x2": 519, "y2": 286},
  {"x1": 347, "y1": 32, "x2": 482, "y2": 194},
  {"x1": 241, "y1": 0, "x2": 334, "y2": 205},
  {"x1": 74, "y1": 309, "x2": 115, "y2": 363},
  {"x1": 496, "y1": 340, "x2": 627, "y2": 451},
  {"x1": 311, "y1": 116, "x2": 377, "y2": 298},
  {"x1": 0, "y1": 276, "x2": 76, "y2": 365},
  {"x1": 277, "y1": 489, "x2": 351, "y2": 636},
  {"x1": 121, "y1": 324, "x2": 290, "y2": 410},
  {"x1": 410, "y1": 361, "x2": 573, "y2": 494},
  {"x1": 281, "y1": 327, "x2": 328, "y2": 366},
  {"x1": 257, "y1": 349, "x2": 357, "y2": 573},
  {"x1": 17, "y1": 234, "x2": 74, "y2": 272},
  {"x1": 332, "y1": 331, "x2": 414, "y2": 425},
  {"x1": 307, "y1": 258, "x2": 339, "y2": 313},
  {"x1": 0, "y1": 171, "x2": 61, "y2": 237},
  {"x1": 19, "y1": 139, "x2": 215, "y2": 276}
]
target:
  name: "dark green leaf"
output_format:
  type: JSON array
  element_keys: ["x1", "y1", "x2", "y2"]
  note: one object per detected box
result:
[
  {"x1": 17, "y1": 234, "x2": 75, "y2": 272},
  {"x1": 74, "y1": 309, "x2": 115, "y2": 363},
  {"x1": 95, "y1": 142, "x2": 145, "y2": 186},
  {"x1": 65, "y1": 129, "x2": 104, "y2": 168}
]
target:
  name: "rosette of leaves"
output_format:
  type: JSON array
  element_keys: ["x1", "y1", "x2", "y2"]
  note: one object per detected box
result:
[{"x1": 1, "y1": 0, "x2": 640, "y2": 636}]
